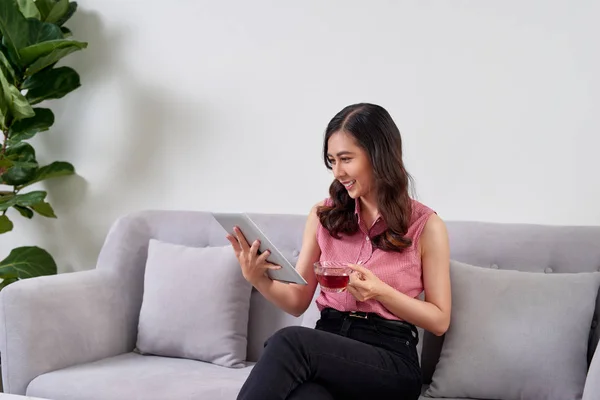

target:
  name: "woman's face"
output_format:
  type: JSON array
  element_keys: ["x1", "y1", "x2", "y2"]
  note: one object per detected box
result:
[{"x1": 326, "y1": 131, "x2": 374, "y2": 200}]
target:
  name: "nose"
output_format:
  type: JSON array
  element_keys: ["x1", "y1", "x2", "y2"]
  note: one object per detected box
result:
[{"x1": 332, "y1": 163, "x2": 344, "y2": 180}]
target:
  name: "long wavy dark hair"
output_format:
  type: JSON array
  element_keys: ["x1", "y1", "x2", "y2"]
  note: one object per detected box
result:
[{"x1": 317, "y1": 103, "x2": 414, "y2": 252}]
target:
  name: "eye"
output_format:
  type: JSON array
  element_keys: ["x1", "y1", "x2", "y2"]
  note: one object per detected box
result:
[
  {"x1": 328, "y1": 158, "x2": 336, "y2": 165},
  {"x1": 341, "y1": 157, "x2": 351, "y2": 163}
]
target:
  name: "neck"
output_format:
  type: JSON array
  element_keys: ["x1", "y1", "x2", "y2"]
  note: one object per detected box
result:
[{"x1": 359, "y1": 193, "x2": 379, "y2": 219}]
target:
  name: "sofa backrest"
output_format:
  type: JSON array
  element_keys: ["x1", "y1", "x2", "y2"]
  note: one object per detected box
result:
[{"x1": 99, "y1": 210, "x2": 600, "y2": 382}]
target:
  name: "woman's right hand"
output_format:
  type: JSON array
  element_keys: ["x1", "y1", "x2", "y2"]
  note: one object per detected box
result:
[{"x1": 226, "y1": 226, "x2": 282, "y2": 285}]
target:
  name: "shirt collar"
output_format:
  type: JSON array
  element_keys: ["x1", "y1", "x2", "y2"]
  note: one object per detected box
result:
[{"x1": 354, "y1": 199, "x2": 384, "y2": 233}]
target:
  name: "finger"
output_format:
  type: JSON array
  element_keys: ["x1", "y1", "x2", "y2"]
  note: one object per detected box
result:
[
  {"x1": 249, "y1": 239, "x2": 260, "y2": 260},
  {"x1": 257, "y1": 250, "x2": 282, "y2": 270},
  {"x1": 257, "y1": 249, "x2": 270, "y2": 263},
  {"x1": 226, "y1": 234, "x2": 242, "y2": 256},
  {"x1": 348, "y1": 263, "x2": 369, "y2": 275},
  {"x1": 349, "y1": 271, "x2": 366, "y2": 284},
  {"x1": 234, "y1": 227, "x2": 250, "y2": 251},
  {"x1": 349, "y1": 277, "x2": 367, "y2": 290}
]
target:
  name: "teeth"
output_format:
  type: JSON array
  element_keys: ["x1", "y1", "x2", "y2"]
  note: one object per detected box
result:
[{"x1": 343, "y1": 180, "x2": 356, "y2": 187}]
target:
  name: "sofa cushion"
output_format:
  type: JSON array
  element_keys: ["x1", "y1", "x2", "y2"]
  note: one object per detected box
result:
[
  {"x1": 135, "y1": 240, "x2": 253, "y2": 368},
  {"x1": 27, "y1": 352, "x2": 254, "y2": 400},
  {"x1": 25, "y1": 354, "x2": 460, "y2": 400},
  {"x1": 424, "y1": 260, "x2": 600, "y2": 400}
]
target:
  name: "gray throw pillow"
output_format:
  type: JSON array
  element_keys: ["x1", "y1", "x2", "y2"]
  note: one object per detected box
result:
[
  {"x1": 424, "y1": 260, "x2": 600, "y2": 400},
  {"x1": 135, "y1": 239, "x2": 253, "y2": 368}
]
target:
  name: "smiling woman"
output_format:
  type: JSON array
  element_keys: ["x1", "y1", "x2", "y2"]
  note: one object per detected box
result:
[
  {"x1": 228, "y1": 103, "x2": 451, "y2": 400},
  {"x1": 320, "y1": 104, "x2": 415, "y2": 252}
]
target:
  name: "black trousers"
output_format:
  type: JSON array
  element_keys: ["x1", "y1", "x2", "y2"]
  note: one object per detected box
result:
[{"x1": 237, "y1": 307, "x2": 422, "y2": 400}]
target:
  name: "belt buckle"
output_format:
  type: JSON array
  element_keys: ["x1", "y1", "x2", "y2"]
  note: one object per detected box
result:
[{"x1": 349, "y1": 311, "x2": 368, "y2": 319}]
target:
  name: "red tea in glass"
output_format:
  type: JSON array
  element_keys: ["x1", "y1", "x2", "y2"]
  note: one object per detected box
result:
[{"x1": 314, "y1": 261, "x2": 352, "y2": 292}]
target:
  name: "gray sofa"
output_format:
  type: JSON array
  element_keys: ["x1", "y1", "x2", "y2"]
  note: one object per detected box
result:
[{"x1": 1, "y1": 210, "x2": 599, "y2": 400}]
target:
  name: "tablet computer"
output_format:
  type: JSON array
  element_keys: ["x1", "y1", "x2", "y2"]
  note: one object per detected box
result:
[{"x1": 212, "y1": 212, "x2": 308, "y2": 285}]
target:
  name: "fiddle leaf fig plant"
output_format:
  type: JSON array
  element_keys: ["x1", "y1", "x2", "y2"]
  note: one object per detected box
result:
[{"x1": 0, "y1": 0, "x2": 87, "y2": 289}]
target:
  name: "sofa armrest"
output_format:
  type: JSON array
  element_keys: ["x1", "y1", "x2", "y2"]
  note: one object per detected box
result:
[
  {"x1": 583, "y1": 342, "x2": 600, "y2": 400},
  {"x1": 0, "y1": 269, "x2": 136, "y2": 395}
]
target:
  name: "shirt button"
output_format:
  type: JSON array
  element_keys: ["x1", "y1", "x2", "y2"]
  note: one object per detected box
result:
[{"x1": 366, "y1": 237, "x2": 370, "y2": 242}]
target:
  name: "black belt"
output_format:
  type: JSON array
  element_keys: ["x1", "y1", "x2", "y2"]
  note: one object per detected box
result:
[{"x1": 321, "y1": 308, "x2": 418, "y2": 336}]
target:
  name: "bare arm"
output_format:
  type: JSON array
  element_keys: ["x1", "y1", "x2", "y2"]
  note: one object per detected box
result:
[
  {"x1": 229, "y1": 202, "x2": 323, "y2": 317},
  {"x1": 375, "y1": 214, "x2": 452, "y2": 335}
]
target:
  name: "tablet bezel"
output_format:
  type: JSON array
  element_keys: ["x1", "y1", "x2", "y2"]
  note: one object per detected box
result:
[{"x1": 212, "y1": 212, "x2": 308, "y2": 285}]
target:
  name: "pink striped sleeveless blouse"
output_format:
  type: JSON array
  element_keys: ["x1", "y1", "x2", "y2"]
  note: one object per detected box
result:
[{"x1": 315, "y1": 198, "x2": 435, "y2": 321}]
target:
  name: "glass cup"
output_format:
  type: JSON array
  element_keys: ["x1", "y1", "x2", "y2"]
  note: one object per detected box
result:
[{"x1": 313, "y1": 261, "x2": 353, "y2": 292}]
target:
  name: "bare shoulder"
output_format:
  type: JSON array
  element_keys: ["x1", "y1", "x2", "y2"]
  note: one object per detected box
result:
[
  {"x1": 420, "y1": 213, "x2": 449, "y2": 255},
  {"x1": 423, "y1": 213, "x2": 447, "y2": 235}
]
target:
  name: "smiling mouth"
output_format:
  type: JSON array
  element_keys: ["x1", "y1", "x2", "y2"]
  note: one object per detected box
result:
[{"x1": 341, "y1": 180, "x2": 356, "y2": 189}]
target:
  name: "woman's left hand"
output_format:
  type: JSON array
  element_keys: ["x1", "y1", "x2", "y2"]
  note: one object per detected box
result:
[{"x1": 346, "y1": 264, "x2": 388, "y2": 302}]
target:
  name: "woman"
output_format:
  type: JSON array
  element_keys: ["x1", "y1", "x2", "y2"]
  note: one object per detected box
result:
[{"x1": 226, "y1": 103, "x2": 451, "y2": 400}]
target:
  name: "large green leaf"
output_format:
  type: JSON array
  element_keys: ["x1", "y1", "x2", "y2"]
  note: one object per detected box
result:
[
  {"x1": 25, "y1": 43, "x2": 85, "y2": 76},
  {"x1": 16, "y1": 190, "x2": 46, "y2": 206},
  {"x1": 23, "y1": 66, "x2": 80, "y2": 104},
  {"x1": 19, "y1": 39, "x2": 86, "y2": 69},
  {"x1": 0, "y1": 46, "x2": 17, "y2": 83},
  {"x1": 9, "y1": 86, "x2": 34, "y2": 119},
  {"x1": 31, "y1": 200, "x2": 55, "y2": 218},
  {"x1": 36, "y1": 0, "x2": 77, "y2": 25},
  {"x1": 17, "y1": 0, "x2": 41, "y2": 19},
  {"x1": 1, "y1": 142, "x2": 38, "y2": 185},
  {"x1": 19, "y1": 161, "x2": 74, "y2": 188},
  {"x1": 0, "y1": 246, "x2": 57, "y2": 280},
  {"x1": 1, "y1": 155, "x2": 36, "y2": 168},
  {"x1": 0, "y1": 158, "x2": 14, "y2": 168},
  {"x1": 55, "y1": 1, "x2": 77, "y2": 26},
  {"x1": 0, "y1": 193, "x2": 15, "y2": 211},
  {"x1": 0, "y1": 0, "x2": 29, "y2": 62},
  {"x1": 10, "y1": 86, "x2": 35, "y2": 119},
  {"x1": 0, "y1": 214, "x2": 14, "y2": 233},
  {"x1": 8, "y1": 107, "x2": 54, "y2": 144},
  {"x1": 0, "y1": 110, "x2": 7, "y2": 130},
  {"x1": 13, "y1": 204, "x2": 33, "y2": 218},
  {"x1": 0, "y1": 68, "x2": 35, "y2": 121},
  {"x1": 2, "y1": 46, "x2": 22, "y2": 78},
  {"x1": 45, "y1": 0, "x2": 69, "y2": 24},
  {"x1": 25, "y1": 19, "x2": 63, "y2": 51},
  {"x1": 0, "y1": 190, "x2": 46, "y2": 211},
  {"x1": 34, "y1": 0, "x2": 53, "y2": 20},
  {"x1": 6, "y1": 82, "x2": 35, "y2": 120}
]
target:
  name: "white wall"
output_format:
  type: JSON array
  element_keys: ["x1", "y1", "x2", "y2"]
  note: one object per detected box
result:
[{"x1": 2, "y1": 0, "x2": 599, "y2": 273}]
